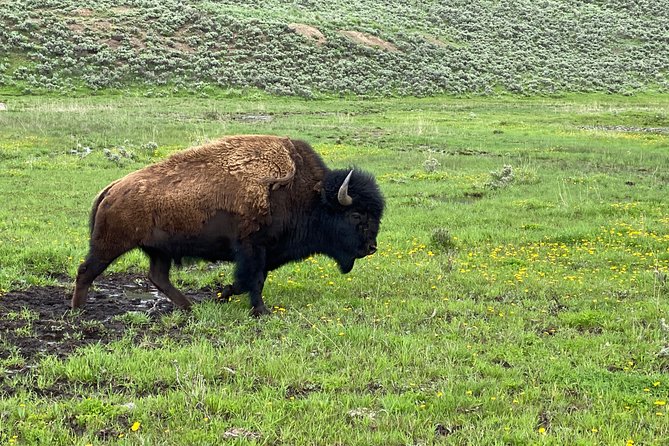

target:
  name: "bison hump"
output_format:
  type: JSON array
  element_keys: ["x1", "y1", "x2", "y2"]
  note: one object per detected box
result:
[
  {"x1": 211, "y1": 136, "x2": 298, "y2": 236},
  {"x1": 97, "y1": 136, "x2": 302, "y2": 240},
  {"x1": 226, "y1": 136, "x2": 297, "y2": 184}
]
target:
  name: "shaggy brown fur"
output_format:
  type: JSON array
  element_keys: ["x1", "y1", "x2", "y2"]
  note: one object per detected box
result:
[
  {"x1": 93, "y1": 135, "x2": 308, "y2": 243},
  {"x1": 73, "y1": 134, "x2": 384, "y2": 316}
]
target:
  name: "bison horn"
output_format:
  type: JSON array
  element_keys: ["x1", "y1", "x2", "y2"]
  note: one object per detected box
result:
[{"x1": 338, "y1": 170, "x2": 354, "y2": 206}]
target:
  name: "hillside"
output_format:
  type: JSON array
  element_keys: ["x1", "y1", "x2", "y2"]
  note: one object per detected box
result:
[{"x1": 1, "y1": 0, "x2": 668, "y2": 96}]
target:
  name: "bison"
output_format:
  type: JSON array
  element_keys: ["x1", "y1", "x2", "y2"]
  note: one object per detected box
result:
[{"x1": 72, "y1": 135, "x2": 384, "y2": 316}]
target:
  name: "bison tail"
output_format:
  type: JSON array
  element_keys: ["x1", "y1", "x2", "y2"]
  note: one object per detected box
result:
[{"x1": 88, "y1": 181, "x2": 117, "y2": 235}]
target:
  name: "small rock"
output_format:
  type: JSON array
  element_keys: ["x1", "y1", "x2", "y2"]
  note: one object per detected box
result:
[
  {"x1": 223, "y1": 428, "x2": 261, "y2": 440},
  {"x1": 347, "y1": 407, "x2": 377, "y2": 420},
  {"x1": 0, "y1": 103, "x2": 7, "y2": 111},
  {"x1": 435, "y1": 424, "x2": 461, "y2": 436}
]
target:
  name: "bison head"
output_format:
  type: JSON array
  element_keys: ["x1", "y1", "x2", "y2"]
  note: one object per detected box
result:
[{"x1": 320, "y1": 169, "x2": 385, "y2": 273}]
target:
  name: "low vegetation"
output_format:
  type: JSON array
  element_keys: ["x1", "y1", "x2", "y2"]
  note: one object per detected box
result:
[
  {"x1": 1, "y1": 93, "x2": 668, "y2": 444},
  {"x1": 1, "y1": 0, "x2": 668, "y2": 96}
]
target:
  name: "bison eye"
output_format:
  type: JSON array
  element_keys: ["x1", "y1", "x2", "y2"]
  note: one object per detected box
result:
[{"x1": 349, "y1": 212, "x2": 363, "y2": 223}]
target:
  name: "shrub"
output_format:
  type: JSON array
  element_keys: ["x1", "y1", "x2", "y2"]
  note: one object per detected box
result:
[
  {"x1": 431, "y1": 227, "x2": 457, "y2": 251},
  {"x1": 485, "y1": 165, "x2": 514, "y2": 190}
]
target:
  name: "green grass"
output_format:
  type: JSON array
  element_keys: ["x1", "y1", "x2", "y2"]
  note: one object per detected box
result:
[{"x1": 1, "y1": 93, "x2": 669, "y2": 444}]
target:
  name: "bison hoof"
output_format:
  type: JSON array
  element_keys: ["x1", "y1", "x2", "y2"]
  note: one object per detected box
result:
[
  {"x1": 250, "y1": 305, "x2": 271, "y2": 317},
  {"x1": 217, "y1": 285, "x2": 234, "y2": 302}
]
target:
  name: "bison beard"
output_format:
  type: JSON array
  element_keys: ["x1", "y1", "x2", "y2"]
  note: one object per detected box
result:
[{"x1": 71, "y1": 135, "x2": 384, "y2": 316}]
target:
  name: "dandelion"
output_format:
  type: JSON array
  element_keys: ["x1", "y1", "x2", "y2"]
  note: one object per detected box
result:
[
  {"x1": 131, "y1": 421, "x2": 141, "y2": 432},
  {"x1": 538, "y1": 427, "x2": 546, "y2": 434},
  {"x1": 654, "y1": 400, "x2": 666, "y2": 406}
]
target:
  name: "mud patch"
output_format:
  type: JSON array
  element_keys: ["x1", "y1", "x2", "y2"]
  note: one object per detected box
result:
[{"x1": 0, "y1": 274, "x2": 209, "y2": 362}]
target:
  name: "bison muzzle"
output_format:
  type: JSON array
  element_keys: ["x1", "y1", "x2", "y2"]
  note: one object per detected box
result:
[{"x1": 72, "y1": 135, "x2": 385, "y2": 316}]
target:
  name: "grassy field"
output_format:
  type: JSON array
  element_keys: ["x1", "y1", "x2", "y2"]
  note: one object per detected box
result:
[{"x1": 1, "y1": 93, "x2": 669, "y2": 444}]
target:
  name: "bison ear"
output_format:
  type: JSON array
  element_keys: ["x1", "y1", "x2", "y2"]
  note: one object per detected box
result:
[{"x1": 314, "y1": 181, "x2": 329, "y2": 203}]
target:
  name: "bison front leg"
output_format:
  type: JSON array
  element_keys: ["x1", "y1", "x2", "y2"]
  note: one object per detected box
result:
[
  {"x1": 218, "y1": 271, "x2": 267, "y2": 301},
  {"x1": 218, "y1": 282, "x2": 243, "y2": 301},
  {"x1": 234, "y1": 243, "x2": 270, "y2": 317}
]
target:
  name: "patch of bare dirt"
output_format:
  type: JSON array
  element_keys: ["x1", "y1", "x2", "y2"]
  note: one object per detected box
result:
[
  {"x1": 0, "y1": 274, "x2": 210, "y2": 362},
  {"x1": 130, "y1": 36, "x2": 146, "y2": 50},
  {"x1": 285, "y1": 382, "x2": 322, "y2": 399},
  {"x1": 92, "y1": 19, "x2": 113, "y2": 32},
  {"x1": 338, "y1": 30, "x2": 398, "y2": 52},
  {"x1": 288, "y1": 23, "x2": 326, "y2": 45},
  {"x1": 111, "y1": 7, "x2": 134, "y2": 14},
  {"x1": 105, "y1": 38, "x2": 122, "y2": 49},
  {"x1": 67, "y1": 23, "x2": 85, "y2": 33},
  {"x1": 173, "y1": 40, "x2": 196, "y2": 54},
  {"x1": 73, "y1": 8, "x2": 94, "y2": 17},
  {"x1": 423, "y1": 35, "x2": 449, "y2": 47}
]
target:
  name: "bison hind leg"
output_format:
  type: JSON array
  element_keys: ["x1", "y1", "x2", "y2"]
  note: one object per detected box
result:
[
  {"x1": 73, "y1": 233, "x2": 138, "y2": 309},
  {"x1": 71, "y1": 255, "x2": 112, "y2": 309},
  {"x1": 146, "y1": 251, "x2": 192, "y2": 311}
]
